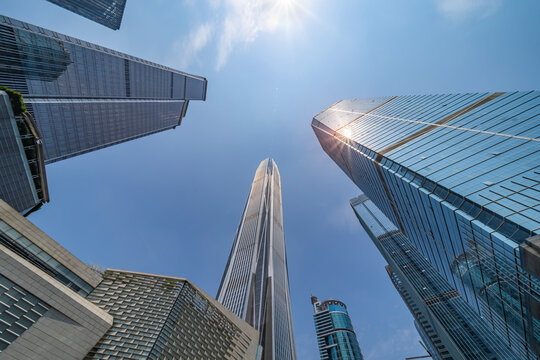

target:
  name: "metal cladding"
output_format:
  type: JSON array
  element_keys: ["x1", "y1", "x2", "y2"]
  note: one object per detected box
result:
[
  {"x1": 312, "y1": 297, "x2": 363, "y2": 360},
  {"x1": 217, "y1": 158, "x2": 297, "y2": 360},
  {"x1": 0, "y1": 15, "x2": 207, "y2": 164},
  {"x1": 313, "y1": 92, "x2": 540, "y2": 359},
  {"x1": 85, "y1": 270, "x2": 259, "y2": 360},
  {"x1": 45, "y1": 0, "x2": 127, "y2": 30}
]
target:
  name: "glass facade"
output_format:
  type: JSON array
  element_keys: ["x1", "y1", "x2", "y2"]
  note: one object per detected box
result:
[
  {"x1": 217, "y1": 159, "x2": 297, "y2": 360},
  {"x1": 0, "y1": 92, "x2": 40, "y2": 213},
  {"x1": 313, "y1": 92, "x2": 540, "y2": 359},
  {"x1": 0, "y1": 274, "x2": 49, "y2": 352},
  {"x1": 386, "y1": 266, "x2": 448, "y2": 360},
  {"x1": 0, "y1": 219, "x2": 94, "y2": 296},
  {"x1": 85, "y1": 270, "x2": 259, "y2": 360},
  {"x1": 351, "y1": 195, "x2": 520, "y2": 360},
  {"x1": 0, "y1": 15, "x2": 207, "y2": 164},
  {"x1": 45, "y1": 0, "x2": 127, "y2": 30},
  {"x1": 312, "y1": 297, "x2": 363, "y2": 360}
]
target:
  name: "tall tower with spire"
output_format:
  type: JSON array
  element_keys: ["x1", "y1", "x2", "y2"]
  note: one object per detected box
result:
[{"x1": 217, "y1": 158, "x2": 297, "y2": 360}]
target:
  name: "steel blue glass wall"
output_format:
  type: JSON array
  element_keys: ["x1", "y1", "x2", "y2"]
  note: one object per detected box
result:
[
  {"x1": 351, "y1": 195, "x2": 521, "y2": 360},
  {"x1": 46, "y1": 0, "x2": 127, "y2": 30},
  {"x1": 217, "y1": 159, "x2": 297, "y2": 360},
  {"x1": 313, "y1": 92, "x2": 540, "y2": 359},
  {"x1": 386, "y1": 266, "x2": 448, "y2": 360},
  {"x1": 0, "y1": 15, "x2": 207, "y2": 164},
  {"x1": 311, "y1": 297, "x2": 363, "y2": 360}
]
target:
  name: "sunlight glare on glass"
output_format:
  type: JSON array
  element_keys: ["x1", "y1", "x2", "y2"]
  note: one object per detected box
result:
[{"x1": 340, "y1": 127, "x2": 353, "y2": 139}]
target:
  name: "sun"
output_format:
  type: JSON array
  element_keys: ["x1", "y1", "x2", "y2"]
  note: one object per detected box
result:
[{"x1": 268, "y1": 0, "x2": 308, "y2": 31}]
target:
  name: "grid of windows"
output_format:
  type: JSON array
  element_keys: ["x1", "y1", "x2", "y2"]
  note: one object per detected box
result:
[
  {"x1": 45, "y1": 0, "x2": 127, "y2": 30},
  {"x1": 387, "y1": 266, "x2": 450, "y2": 360},
  {"x1": 314, "y1": 92, "x2": 540, "y2": 359},
  {"x1": 85, "y1": 270, "x2": 257, "y2": 360},
  {"x1": 352, "y1": 196, "x2": 522, "y2": 359},
  {"x1": 0, "y1": 14, "x2": 206, "y2": 164},
  {"x1": 312, "y1": 299, "x2": 363, "y2": 360},
  {"x1": 0, "y1": 274, "x2": 49, "y2": 351},
  {"x1": 217, "y1": 159, "x2": 297, "y2": 360},
  {"x1": 0, "y1": 219, "x2": 94, "y2": 296},
  {"x1": 0, "y1": 92, "x2": 39, "y2": 212}
]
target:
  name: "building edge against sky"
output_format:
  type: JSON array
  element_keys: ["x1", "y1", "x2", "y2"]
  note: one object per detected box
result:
[
  {"x1": 384, "y1": 265, "x2": 449, "y2": 360},
  {"x1": 217, "y1": 158, "x2": 297, "y2": 360},
  {"x1": 311, "y1": 296, "x2": 363, "y2": 360},
  {"x1": 45, "y1": 0, "x2": 127, "y2": 30},
  {"x1": 351, "y1": 194, "x2": 521, "y2": 360},
  {"x1": 0, "y1": 14, "x2": 207, "y2": 214},
  {"x1": 312, "y1": 92, "x2": 540, "y2": 359},
  {"x1": 0, "y1": 197, "x2": 259, "y2": 359}
]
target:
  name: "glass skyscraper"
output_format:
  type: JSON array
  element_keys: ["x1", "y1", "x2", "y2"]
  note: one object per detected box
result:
[
  {"x1": 313, "y1": 92, "x2": 540, "y2": 359},
  {"x1": 0, "y1": 14, "x2": 206, "y2": 213},
  {"x1": 311, "y1": 296, "x2": 363, "y2": 360},
  {"x1": 46, "y1": 0, "x2": 127, "y2": 30},
  {"x1": 217, "y1": 158, "x2": 297, "y2": 360},
  {"x1": 385, "y1": 265, "x2": 449, "y2": 360},
  {"x1": 351, "y1": 195, "x2": 521, "y2": 360}
]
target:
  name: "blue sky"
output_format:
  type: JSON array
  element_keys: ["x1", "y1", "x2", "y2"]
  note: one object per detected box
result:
[{"x1": 3, "y1": 0, "x2": 540, "y2": 358}]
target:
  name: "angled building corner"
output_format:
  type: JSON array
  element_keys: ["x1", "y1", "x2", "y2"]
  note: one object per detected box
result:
[{"x1": 312, "y1": 92, "x2": 540, "y2": 359}]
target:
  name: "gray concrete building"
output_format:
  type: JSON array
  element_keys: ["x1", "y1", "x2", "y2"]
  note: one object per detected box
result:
[
  {"x1": 0, "y1": 199, "x2": 113, "y2": 359},
  {"x1": 0, "y1": 199, "x2": 260, "y2": 359}
]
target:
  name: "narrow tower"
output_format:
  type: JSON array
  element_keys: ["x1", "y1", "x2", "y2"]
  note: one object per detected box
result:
[
  {"x1": 312, "y1": 296, "x2": 363, "y2": 360},
  {"x1": 217, "y1": 159, "x2": 297, "y2": 360}
]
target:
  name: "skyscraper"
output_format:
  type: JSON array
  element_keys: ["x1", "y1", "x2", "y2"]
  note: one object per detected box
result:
[
  {"x1": 85, "y1": 269, "x2": 260, "y2": 360},
  {"x1": 351, "y1": 195, "x2": 520, "y2": 360},
  {"x1": 217, "y1": 158, "x2": 297, "y2": 360},
  {"x1": 311, "y1": 296, "x2": 363, "y2": 360},
  {"x1": 312, "y1": 92, "x2": 540, "y2": 359},
  {"x1": 385, "y1": 266, "x2": 449, "y2": 360},
  {"x1": 45, "y1": 0, "x2": 127, "y2": 30},
  {"x1": 0, "y1": 14, "x2": 207, "y2": 213}
]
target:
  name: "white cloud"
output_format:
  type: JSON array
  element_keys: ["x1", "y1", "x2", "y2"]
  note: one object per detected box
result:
[
  {"x1": 436, "y1": 0, "x2": 502, "y2": 20},
  {"x1": 175, "y1": 22, "x2": 213, "y2": 69},
  {"x1": 178, "y1": 0, "x2": 309, "y2": 70}
]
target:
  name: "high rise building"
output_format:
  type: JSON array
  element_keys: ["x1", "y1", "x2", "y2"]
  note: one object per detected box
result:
[
  {"x1": 217, "y1": 158, "x2": 297, "y2": 360},
  {"x1": 45, "y1": 0, "x2": 127, "y2": 30},
  {"x1": 312, "y1": 92, "x2": 540, "y2": 359},
  {"x1": 0, "y1": 14, "x2": 207, "y2": 213},
  {"x1": 351, "y1": 195, "x2": 521, "y2": 360},
  {"x1": 85, "y1": 269, "x2": 260, "y2": 360},
  {"x1": 311, "y1": 296, "x2": 363, "y2": 360},
  {"x1": 385, "y1": 266, "x2": 449, "y2": 360}
]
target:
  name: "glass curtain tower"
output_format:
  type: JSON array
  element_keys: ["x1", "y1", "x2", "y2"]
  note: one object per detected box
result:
[
  {"x1": 0, "y1": 15, "x2": 206, "y2": 213},
  {"x1": 312, "y1": 92, "x2": 540, "y2": 359},
  {"x1": 311, "y1": 296, "x2": 363, "y2": 360},
  {"x1": 217, "y1": 159, "x2": 297, "y2": 360},
  {"x1": 45, "y1": 0, "x2": 127, "y2": 30},
  {"x1": 351, "y1": 195, "x2": 520, "y2": 360}
]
